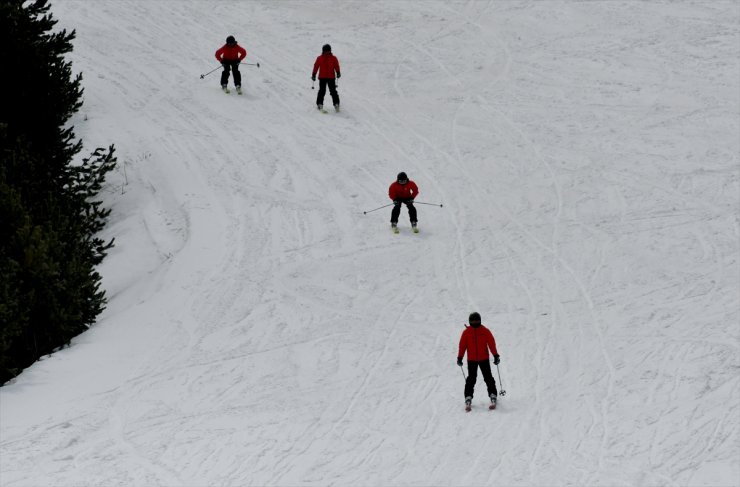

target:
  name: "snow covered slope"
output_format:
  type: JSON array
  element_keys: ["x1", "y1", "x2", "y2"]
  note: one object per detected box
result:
[{"x1": 2, "y1": 1, "x2": 738, "y2": 485}]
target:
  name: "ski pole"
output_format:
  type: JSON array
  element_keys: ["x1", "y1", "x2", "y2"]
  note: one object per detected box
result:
[
  {"x1": 459, "y1": 364, "x2": 467, "y2": 381},
  {"x1": 243, "y1": 62, "x2": 260, "y2": 68},
  {"x1": 199, "y1": 64, "x2": 222, "y2": 79},
  {"x1": 363, "y1": 203, "x2": 393, "y2": 215},
  {"x1": 414, "y1": 202, "x2": 444, "y2": 207},
  {"x1": 496, "y1": 364, "x2": 506, "y2": 396}
]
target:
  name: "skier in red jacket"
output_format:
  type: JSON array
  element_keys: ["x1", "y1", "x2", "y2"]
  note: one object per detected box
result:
[
  {"x1": 457, "y1": 312, "x2": 500, "y2": 410},
  {"x1": 215, "y1": 35, "x2": 247, "y2": 93},
  {"x1": 388, "y1": 172, "x2": 419, "y2": 232},
  {"x1": 312, "y1": 44, "x2": 341, "y2": 111}
]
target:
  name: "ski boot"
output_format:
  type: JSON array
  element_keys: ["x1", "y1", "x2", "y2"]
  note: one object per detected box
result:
[
  {"x1": 221, "y1": 84, "x2": 230, "y2": 94},
  {"x1": 235, "y1": 85, "x2": 242, "y2": 95},
  {"x1": 489, "y1": 393, "x2": 497, "y2": 410},
  {"x1": 334, "y1": 104, "x2": 341, "y2": 113},
  {"x1": 391, "y1": 222, "x2": 399, "y2": 234},
  {"x1": 411, "y1": 222, "x2": 419, "y2": 233},
  {"x1": 317, "y1": 104, "x2": 326, "y2": 113},
  {"x1": 465, "y1": 397, "x2": 473, "y2": 412}
]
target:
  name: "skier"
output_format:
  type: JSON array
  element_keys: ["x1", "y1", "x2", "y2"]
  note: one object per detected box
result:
[
  {"x1": 388, "y1": 172, "x2": 419, "y2": 233},
  {"x1": 312, "y1": 44, "x2": 341, "y2": 112},
  {"x1": 457, "y1": 312, "x2": 501, "y2": 411},
  {"x1": 215, "y1": 35, "x2": 247, "y2": 94}
]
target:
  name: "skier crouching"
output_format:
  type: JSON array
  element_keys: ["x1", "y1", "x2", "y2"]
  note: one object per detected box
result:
[
  {"x1": 388, "y1": 172, "x2": 418, "y2": 233},
  {"x1": 215, "y1": 35, "x2": 247, "y2": 94},
  {"x1": 457, "y1": 312, "x2": 500, "y2": 411}
]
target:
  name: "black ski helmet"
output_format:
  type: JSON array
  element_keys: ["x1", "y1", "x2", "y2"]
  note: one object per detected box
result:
[
  {"x1": 226, "y1": 35, "x2": 236, "y2": 45},
  {"x1": 469, "y1": 312, "x2": 482, "y2": 324},
  {"x1": 322, "y1": 43, "x2": 332, "y2": 53},
  {"x1": 397, "y1": 172, "x2": 408, "y2": 183}
]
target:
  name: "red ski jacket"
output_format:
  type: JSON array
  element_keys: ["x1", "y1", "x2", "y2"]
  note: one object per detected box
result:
[
  {"x1": 215, "y1": 43, "x2": 247, "y2": 62},
  {"x1": 388, "y1": 180, "x2": 419, "y2": 201},
  {"x1": 458, "y1": 324, "x2": 499, "y2": 362},
  {"x1": 312, "y1": 53, "x2": 341, "y2": 79}
]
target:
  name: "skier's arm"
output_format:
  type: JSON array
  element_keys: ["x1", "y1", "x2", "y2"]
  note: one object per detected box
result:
[
  {"x1": 458, "y1": 332, "x2": 467, "y2": 361},
  {"x1": 389, "y1": 184, "x2": 396, "y2": 201},
  {"x1": 238, "y1": 46, "x2": 247, "y2": 60},
  {"x1": 335, "y1": 57, "x2": 341, "y2": 78},
  {"x1": 487, "y1": 330, "x2": 499, "y2": 356},
  {"x1": 312, "y1": 57, "x2": 320, "y2": 77}
]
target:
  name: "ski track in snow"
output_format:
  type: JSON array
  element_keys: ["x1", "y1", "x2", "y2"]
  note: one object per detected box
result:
[{"x1": 1, "y1": 1, "x2": 739, "y2": 486}]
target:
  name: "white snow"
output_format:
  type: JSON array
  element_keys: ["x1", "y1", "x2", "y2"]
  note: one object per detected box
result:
[{"x1": 1, "y1": 1, "x2": 739, "y2": 485}]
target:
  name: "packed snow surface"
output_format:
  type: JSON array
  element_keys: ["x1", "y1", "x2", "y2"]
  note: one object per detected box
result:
[{"x1": 1, "y1": 1, "x2": 739, "y2": 486}]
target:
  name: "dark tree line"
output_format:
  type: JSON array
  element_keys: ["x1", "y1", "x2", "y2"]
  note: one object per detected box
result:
[{"x1": 1, "y1": 0, "x2": 117, "y2": 383}]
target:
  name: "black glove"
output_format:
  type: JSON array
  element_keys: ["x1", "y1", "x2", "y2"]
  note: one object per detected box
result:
[
  {"x1": 493, "y1": 355, "x2": 500, "y2": 365},
  {"x1": 393, "y1": 200, "x2": 401, "y2": 206},
  {"x1": 312, "y1": 75, "x2": 316, "y2": 81},
  {"x1": 457, "y1": 357, "x2": 463, "y2": 366},
  {"x1": 336, "y1": 72, "x2": 341, "y2": 79}
]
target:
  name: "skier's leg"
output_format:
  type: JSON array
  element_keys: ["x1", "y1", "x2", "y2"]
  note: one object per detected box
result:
[
  {"x1": 464, "y1": 361, "x2": 479, "y2": 399},
  {"x1": 220, "y1": 64, "x2": 230, "y2": 87},
  {"x1": 316, "y1": 79, "x2": 328, "y2": 107},
  {"x1": 390, "y1": 203, "x2": 402, "y2": 224},
  {"x1": 406, "y1": 201, "x2": 418, "y2": 223},
  {"x1": 232, "y1": 62, "x2": 242, "y2": 87},
  {"x1": 480, "y1": 360, "x2": 498, "y2": 398},
  {"x1": 328, "y1": 79, "x2": 340, "y2": 106}
]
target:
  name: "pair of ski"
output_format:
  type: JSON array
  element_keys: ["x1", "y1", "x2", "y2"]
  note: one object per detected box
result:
[
  {"x1": 465, "y1": 402, "x2": 496, "y2": 412},
  {"x1": 392, "y1": 225, "x2": 419, "y2": 234},
  {"x1": 222, "y1": 86, "x2": 242, "y2": 95}
]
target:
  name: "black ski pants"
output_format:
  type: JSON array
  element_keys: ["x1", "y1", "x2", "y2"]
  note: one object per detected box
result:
[
  {"x1": 220, "y1": 60, "x2": 242, "y2": 87},
  {"x1": 390, "y1": 199, "x2": 417, "y2": 224},
  {"x1": 464, "y1": 360, "x2": 497, "y2": 399},
  {"x1": 316, "y1": 78, "x2": 340, "y2": 107}
]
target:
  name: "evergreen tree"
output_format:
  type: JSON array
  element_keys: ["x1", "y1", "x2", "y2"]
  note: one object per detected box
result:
[{"x1": 0, "y1": 0, "x2": 116, "y2": 383}]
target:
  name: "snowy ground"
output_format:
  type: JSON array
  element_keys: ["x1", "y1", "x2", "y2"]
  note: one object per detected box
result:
[{"x1": 1, "y1": 1, "x2": 739, "y2": 486}]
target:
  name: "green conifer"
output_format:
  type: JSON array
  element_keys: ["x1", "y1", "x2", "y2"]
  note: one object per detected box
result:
[{"x1": 0, "y1": 0, "x2": 116, "y2": 383}]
